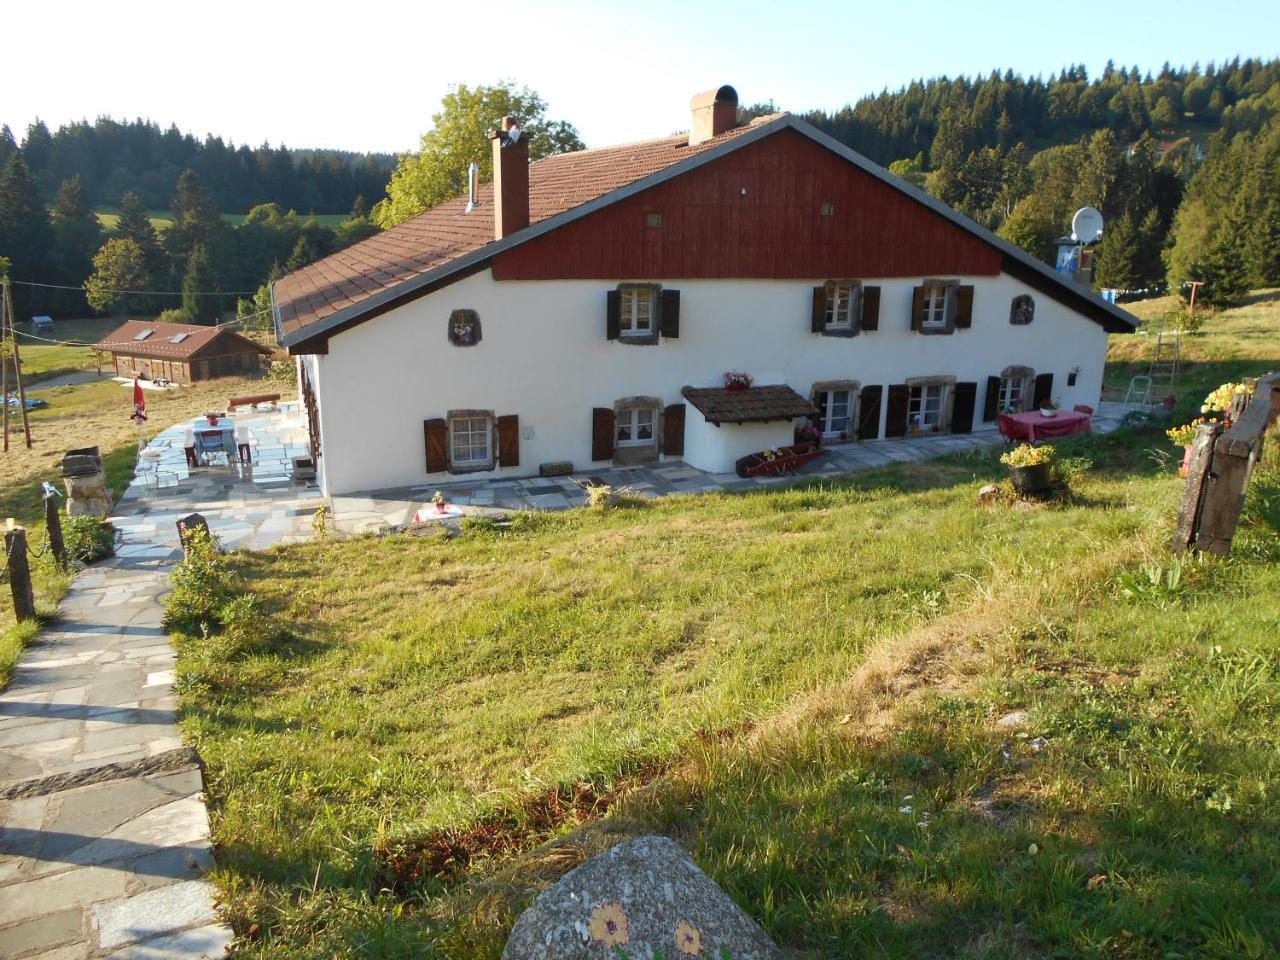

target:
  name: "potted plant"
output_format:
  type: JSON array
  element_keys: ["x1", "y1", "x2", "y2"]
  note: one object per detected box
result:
[
  {"x1": 723, "y1": 371, "x2": 753, "y2": 392},
  {"x1": 1038, "y1": 399, "x2": 1059, "y2": 418},
  {"x1": 431, "y1": 490, "x2": 448, "y2": 514},
  {"x1": 1000, "y1": 443, "x2": 1057, "y2": 496},
  {"x1": 1201, "y1": 381, "x2": 1253, "y2": 422},
  {"x1": 1166, "y1": 417, "x2": 1219, "y2": 477},
  {"x1": 795, "y1": 422, "x2": 821, "y2": 450}
]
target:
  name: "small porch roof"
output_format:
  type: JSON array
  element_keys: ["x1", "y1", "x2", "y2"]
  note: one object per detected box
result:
[{"x1": 681, "y1": 384, "x2": 817, "y2": 424}]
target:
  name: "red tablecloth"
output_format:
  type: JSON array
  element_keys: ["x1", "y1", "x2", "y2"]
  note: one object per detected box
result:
[{"x1": 1005, "y1": 410, "x2": 1091, "y2": 442}]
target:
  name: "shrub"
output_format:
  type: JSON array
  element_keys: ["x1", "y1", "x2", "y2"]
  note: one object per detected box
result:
[
  {"x1": 156, "y1": 308, "x2": 191, "y2": 324},
  {"x1": 215, "y1": 594, "x2": 272, "y2": 658},
  {"x1": 164, "y1": 528, "x2": 236, "y2": 634},
  {"x1": 265, "y1": 359, "x2": 297, "y2": 386},
  {"x1": 41, "y1": 515, "x2": 115, "y2": 571},
  {"x1": 586, "y1": 484, "x2": 618, "y2": 509},
  {"x1": 1054, "y1": 456, "x2": 1093, "y2": 486},
  {"x1": 1000, "y1": 444, "x2": 1057, "y2": 468}
]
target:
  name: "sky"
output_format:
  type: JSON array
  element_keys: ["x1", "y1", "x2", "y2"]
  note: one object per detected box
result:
[{"x1": 2, "y1": 0, "x2": 1276, "y2": 155}]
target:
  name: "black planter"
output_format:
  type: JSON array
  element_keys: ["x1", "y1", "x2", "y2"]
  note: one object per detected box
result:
[{"x1": 1008, "y1": 462, "x2": 1054, "y2": 496}]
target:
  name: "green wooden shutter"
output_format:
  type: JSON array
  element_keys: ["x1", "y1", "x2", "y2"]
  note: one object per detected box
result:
[
  {"x1": 497, "y1": 414, "x2": 519, "y2": 467},
  {"x1": 606, "y1": 290, "x2": 621, "y2": 340},
  {"x1": 910, "y1": 286, "x2": 926, "y2": 331},
  {"x1": 811, "y1": 286, "x2": 826, "y2": 333},
  {"x1": 951, "y1": 382, "x2": 977, "y2": 434},
  {"x1": 660, "y1": 290, "x2": 681, "y2": 338},
  {"x1": 1033, "y1": 372, "x2": 1054, "y2": 408},
  {"x1": 858, "y1": 385, "x2": 883, "y2": 439},
  {"x1": 983, "y1": 376, "x2": 1001, "y2": 422},
  {"x1": 859, "y1": 286, "x2": 880, "y2": 331},
  {"x1": 955, "y1": 285, "x2": 975, "y2": 328},
  {"x1": 885, "y1": 385, "x2": 910, "y2": 437},
  {"x1": 592, "y1": 407, "x2": 615, "y2": 461},
  {"x1": 662, "y1": 403, "x2": 685, "y2": 456},
  {"x1": 425, "y1": 418, "x2": 447, "y2": 473}
]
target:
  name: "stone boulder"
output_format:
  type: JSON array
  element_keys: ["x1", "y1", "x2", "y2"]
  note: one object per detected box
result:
[{"x1": 502, "y1": 835, "x2": 782, "y2": 959}]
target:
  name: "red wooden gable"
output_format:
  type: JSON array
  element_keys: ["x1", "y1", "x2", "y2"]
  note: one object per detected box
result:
[{"x1": 493, "y1": 128, "x2": 1001, "y2": 282}]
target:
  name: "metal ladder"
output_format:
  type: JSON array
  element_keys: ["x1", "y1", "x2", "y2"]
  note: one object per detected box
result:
[
  {"x1": 1148, "y1": 321, "x2": 1181, "y2": 390},
  {"x1": 1124, "y1": 375, "x2": 1153, "y2": 410}
]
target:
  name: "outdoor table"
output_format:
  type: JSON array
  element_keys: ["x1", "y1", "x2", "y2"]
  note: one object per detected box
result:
[
  {"x1": 1005, "y1": 409, "x2": 1091, "y2": 442},
  {"x1": 192, "y1": 417, "x2": 237, "y2": 462}
]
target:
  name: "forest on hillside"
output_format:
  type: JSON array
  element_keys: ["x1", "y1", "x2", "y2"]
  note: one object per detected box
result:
[
  {"x1": 803, "y1": 56, "x2": 1280, "y2": 302},
  {"x1": 0, "y1": 60, "x2": 1277, "y2": 329},
  {"x1": 0, "y1": 117, "x2": 394, "y2": 214}
]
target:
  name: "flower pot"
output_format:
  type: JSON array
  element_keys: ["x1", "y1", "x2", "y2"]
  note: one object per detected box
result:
[
  {"x1": 434, "y1": 502, "x2": 448, "y2": 514},
  {"x1": 1179, "y1": 444, "x2": 1193, "y2": 478},
  {"x1": 725, "y1": 382, "x2": 748, "y2": 392},
  {"x1": 1008, "y1": 463, "x2": 1054, "y2": 496},
  {"x1": 1039, "y1": 408, "x2": 1056, "y2": 418}
]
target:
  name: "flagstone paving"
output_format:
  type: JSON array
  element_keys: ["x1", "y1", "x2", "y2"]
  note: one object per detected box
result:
[{"x1": 0, "y1": 399, "x2": 1134, "y2": 957}]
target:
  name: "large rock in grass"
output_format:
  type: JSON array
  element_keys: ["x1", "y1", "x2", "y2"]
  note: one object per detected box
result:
[{"x1": 503, "y1": 835, "x2": 782, "y2": 959}]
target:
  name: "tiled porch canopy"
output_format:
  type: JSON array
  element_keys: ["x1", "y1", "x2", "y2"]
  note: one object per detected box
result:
[{"x1": 682, "y1": 384, "x2": 817, "y2": 424}]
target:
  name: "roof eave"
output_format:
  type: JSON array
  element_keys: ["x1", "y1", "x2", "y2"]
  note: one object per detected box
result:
[{"x1": 275, "y1": 115, "x2": 797, "y2": 351}]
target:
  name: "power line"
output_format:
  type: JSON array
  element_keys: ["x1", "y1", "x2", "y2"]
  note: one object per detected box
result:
[
  {"x1": 10, "y1": 307, "x2": 275, "y2": 348},
  {"x1": 11, "y1": 279, "x2": 257, "y2": 296}
]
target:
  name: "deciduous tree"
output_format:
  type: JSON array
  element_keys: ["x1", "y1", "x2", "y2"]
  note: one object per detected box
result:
[
  {"x1": 374, "y1": 82, "x2": 584, "y2": 228},
  {"x1": 85, "y1": 238, "x2": 148, "y2": 317}
]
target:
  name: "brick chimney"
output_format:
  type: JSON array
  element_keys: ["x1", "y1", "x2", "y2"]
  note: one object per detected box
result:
[
  {"x1": 689, "y1": 85, "x2": 738, "y2": 145},
  {"x1": 490, "y1": 116, "x2": 529, "y2": 240}
]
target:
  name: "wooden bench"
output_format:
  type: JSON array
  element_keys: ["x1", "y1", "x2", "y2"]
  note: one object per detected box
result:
[{"x1": 227, "y1": 393, "x2": 281, "y2": 411}]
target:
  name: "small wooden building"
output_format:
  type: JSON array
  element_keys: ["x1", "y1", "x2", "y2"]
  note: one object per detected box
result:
[{"x1": 94, "y1": 320, "x2": 272, "y2": 384}]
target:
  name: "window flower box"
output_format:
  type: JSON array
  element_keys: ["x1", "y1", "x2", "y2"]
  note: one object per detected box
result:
[{"x1": 735, "y1": 441, "x2": 822, "y2": 478}]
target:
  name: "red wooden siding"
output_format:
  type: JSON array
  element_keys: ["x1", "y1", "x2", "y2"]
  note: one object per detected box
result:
[{"x1": 493, "y1": 128, "x2": 1002, "y2": 281}]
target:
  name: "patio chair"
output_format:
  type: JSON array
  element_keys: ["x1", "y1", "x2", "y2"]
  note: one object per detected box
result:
[
  {"x1": 196, "y1": 430, "x2": 229, "y2": 465},
  {"x1": 996, "y1": 414, "x2": 1019, "y2": 445},
  {"x1": 1073, "y1": 404, "x2": 1094, "y2": 416}
]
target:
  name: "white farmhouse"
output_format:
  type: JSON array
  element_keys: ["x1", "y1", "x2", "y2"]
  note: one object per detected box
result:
[{"x1": 273, "y1": 86, "x2": 1136, "y2": 497}]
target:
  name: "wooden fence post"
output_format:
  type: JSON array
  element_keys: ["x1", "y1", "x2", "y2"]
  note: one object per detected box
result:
[
  {"x1": 44, "y1": 492, "x2": 65, "y2": 568},
  {"x1": 4, "y1": 523, "x2": 36, "y2": 621},
  {"x1": 1173, "y1": 421, "x2": 1222, "y2": 553}
]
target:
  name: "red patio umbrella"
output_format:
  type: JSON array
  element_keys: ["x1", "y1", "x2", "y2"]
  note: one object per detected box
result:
[{"x1": 131, "y1": 378, "x2": 147, "y2": 423}]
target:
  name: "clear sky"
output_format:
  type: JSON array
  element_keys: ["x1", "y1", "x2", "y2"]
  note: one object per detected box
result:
[{"x1": 3, "y1": 0, "x2": 1275, "y2": 155}]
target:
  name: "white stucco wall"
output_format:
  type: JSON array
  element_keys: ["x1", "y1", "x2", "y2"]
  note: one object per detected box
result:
[
  {"x1": 304, "y1": 271, "x2": 1109, "y2": 495},
  {"x1": 683, "y1": 417, "x2": 796, "y2": 475}
]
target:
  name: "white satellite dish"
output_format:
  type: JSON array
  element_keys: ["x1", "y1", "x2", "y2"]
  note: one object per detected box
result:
[{"x1": 1071, "y1": 206, "x2": 1104, "y2": 244}]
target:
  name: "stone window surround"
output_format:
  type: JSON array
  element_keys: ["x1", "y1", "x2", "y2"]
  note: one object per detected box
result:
[
  {"x1": 918, "y1": 278, "x2": 960, "y2": 336},
  {"x1": 612, "y1": 395, "x2": 663, "y2": 465},
  {"x1": 905, "y1": 374, "x2": 956, "y2": 432},
  {"x1": 617, "y1": 283, "x2": 662, "y2": 345},
  {"x1": 999, "y1": 366, "x2": 1035, "y2": 413},
  {"x1": 821, "y1": 280, "x2": 862, "y2": 337},
  {"x1": 809, "y1": 379, "x2": 861, "y2": 441},
  {"x1": 446, "y1": 408, "x2": 496, "y2": 473}
]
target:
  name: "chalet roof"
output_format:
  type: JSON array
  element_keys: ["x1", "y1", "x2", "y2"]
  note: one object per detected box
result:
[
  {"x1": 94, "y1": 320, "x2": 272, "y2": 360},
  {"x1": 273, "y1": 116, "x2": 782, "y2": 344},
  {"x1": 681, "y1": 384, "x2": 818, "y2": 424},
  {"x1": 273, "y1": 113, "x2": 1137, "y2": 351}
]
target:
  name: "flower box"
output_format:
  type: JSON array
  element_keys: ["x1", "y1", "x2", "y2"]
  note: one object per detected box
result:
[{"x1": 735, "y1": 441, "x2": 822, "y2": 478}]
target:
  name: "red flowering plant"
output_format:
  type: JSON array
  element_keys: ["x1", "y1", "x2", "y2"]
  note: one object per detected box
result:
[{"x1": 723, "y1": 371, "x2": 753, "y2": 390}]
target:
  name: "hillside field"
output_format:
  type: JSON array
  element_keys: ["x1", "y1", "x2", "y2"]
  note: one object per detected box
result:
[{"x1": 170, "y1": 293, "x2": 1280, "y2": 957}]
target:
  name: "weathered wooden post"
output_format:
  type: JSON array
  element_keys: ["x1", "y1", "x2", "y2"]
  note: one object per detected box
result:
[
  {"x1": 4, "y1": 521, "x2": 36, "y2": 621},
  {"x1": 176, "y1": 512, "x2": 209, "y2": 557},
  {"x1": 44, "y1": 490, "x2": 66, "y2": 568},
  {"x1": 1172, "y1": 420, "x2": 1222, "y2": 553}
]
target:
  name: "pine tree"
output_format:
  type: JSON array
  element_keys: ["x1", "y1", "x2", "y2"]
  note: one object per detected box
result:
[
  {"x1": 114, "y1": 192, "x2": 165, "y2": 277},
  {"x1": 349, "y1": 194, "x2": 368, "y2": 220},
  {"x1": 182, "y1": 243, "x2": 220, "y2": 323},
  {"x1": 1191, "y1": 200, "x2": 1253, "y2": 305},
  {"x1": 1092, "y1": 212, "x2": 1140, "y2": 290},
  {"x1": 167, "y1": 170, "x2": 222, "y2": 270},
  {"x1": 0, "y1": 154, "x2": 52, "y2": 316},
  {"x1": 1135, "y1": 207, "x2": 1166, "y2": 285},
  {"x1": 49, "y1": 175, "x2": 103, "y2": 314}
]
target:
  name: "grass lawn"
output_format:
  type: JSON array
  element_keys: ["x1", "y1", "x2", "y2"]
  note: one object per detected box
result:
[
  {"x1": 0, "y1": 373, "x2": 279, "y2": 687},
  {"x1": 165, "y1": 290, "x2": 1280, "y2": 957},
  {"x1": 95, "y1": 208, "x2": 350, "y2": 231},
  {"x1": 15, "y1": 317, "x2": 117, "y2": 384},
  {"x1": 1104, "y1": 287, "x2": 1280, "y2": 424}
]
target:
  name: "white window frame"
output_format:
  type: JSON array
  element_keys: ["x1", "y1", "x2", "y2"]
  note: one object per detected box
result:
[
  {"x1": 999, "y1": 375, "x2": 1030, "y2": 413},
  {"x1": 824, "y1": 283, "x2": 856, "y2": 330},
  {"x1": 619, "y1": 287, "x2": 654, "y2": 337},
  {"x1": 909, "y1": 383, "x2": 948, "y2": 430},
  {"x1": 921, "y1": 284, "x2": 950, "y2": 329},
  {"x1": 615, "y1": 406, "x2": 656, "y2": 448},
  {"x1": 449, "y1": 414, "x2": 492, "y2": 467},
  {"x1": 813, "y1": 388, "x2": 853, "y2": 438}
]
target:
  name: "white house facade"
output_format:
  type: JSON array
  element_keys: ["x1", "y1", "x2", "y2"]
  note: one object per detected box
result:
[{"x1": 276, "y1": 87, "x2": 1134, "y2": 497}]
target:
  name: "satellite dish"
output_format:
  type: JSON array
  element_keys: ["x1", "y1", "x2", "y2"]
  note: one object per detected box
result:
[{"x1": 1071, "y1": 206, "x2": 1104, "y2": 244}]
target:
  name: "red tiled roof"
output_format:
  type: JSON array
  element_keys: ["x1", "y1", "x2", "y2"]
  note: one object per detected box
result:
[
  {"x1": 94, "y1": 320, "x2": 271, "y2": 360},
  {"x1": 273, "y1": 115, "x2": 787, "y2": 342},
  {"x1": 682, "y1": 384, "x2": 817, "y2": 424}
]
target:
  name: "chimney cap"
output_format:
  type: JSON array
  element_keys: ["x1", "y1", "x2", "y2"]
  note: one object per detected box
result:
[{"x1": 689, "y1": 85, "x2": 738, "y2": 111}]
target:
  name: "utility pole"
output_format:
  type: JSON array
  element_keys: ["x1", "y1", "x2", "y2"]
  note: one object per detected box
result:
[
  {"x1": 0, "y1": 262, "x2": 33, "y2": 451},
  {"x1": 1186, "y1": 280, "x2": 1204, "y2": 320}
]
